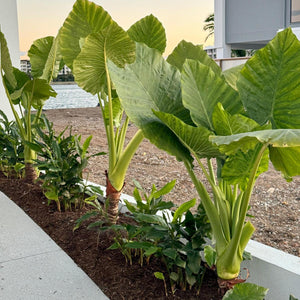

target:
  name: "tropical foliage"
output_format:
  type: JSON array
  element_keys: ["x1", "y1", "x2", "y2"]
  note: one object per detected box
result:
[
  {"x1": 1, "y1": 0, "x2": 299, "y2": 296},
  {"x1": 58, "y1": 0, "x2": 169, "y2": 223},
  {"x1": 0, "y1": 30, "x2": 61, "y2": 182},
  {"x1": 28, "y1": 115, "x2": 104, "y2": 211},
  {"x1": 0, "y1": 110, "x2": 24, "y2": 177},
  {"x1": 108, "y1": 27, "x2": 300, "y2": 282}
]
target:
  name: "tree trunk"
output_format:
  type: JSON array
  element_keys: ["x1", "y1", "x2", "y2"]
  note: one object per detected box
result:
[
  {"x1": 105, "y1": 171, "x2": 123, "y2": 224},
  {"x1": 24, "y1": 163, "x2": 38, "y2": 184}
]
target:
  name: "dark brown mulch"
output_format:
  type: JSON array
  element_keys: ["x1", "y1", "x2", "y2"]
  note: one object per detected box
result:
[{"x1": 0, "y1": 174, "x2": 222, "y2": 300}]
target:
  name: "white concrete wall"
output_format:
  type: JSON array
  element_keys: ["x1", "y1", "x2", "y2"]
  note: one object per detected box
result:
[
  {"x1": 214, "y1": 0, "x2": 231, "y2": 59},
  {"x1": 215, "y1": 57, "x2": 249, "y2": 71},
  {"x1": 243, "y1": 240, "x2": 300, "y2": 300},
  {"x1": 0, "y1": 0, "x2": 20, "y2": 121}
]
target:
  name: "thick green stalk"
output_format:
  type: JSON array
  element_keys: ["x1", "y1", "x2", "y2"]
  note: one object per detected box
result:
[
  {"x1": 116, "y1": 116, "x2": 129, "y2": 158},
  {"x1": 32, "y1": 105, "x2": 43, "y2": 126},
  {"x1": 207, "y1": 158, "x2": 216, "y2": 185},
  {"x1": 104, "y1": 54, "x2": 116, "y2": 175},
  {"x1": 97, "y1": 92, "x2": 110, "y2": 142},
  {"x1": 1, "y1": 76, "x2": 26, "y2": 139},
  {"x1": 184, "y1": 160, "x2": 228, "y2": 252},
  {"x1": 109, "y1": 129, "x2": 144, "y2": 191},
  {"x1": 231, "y1": 191, "x2": 243, "y2": 235},
  {"x1": 230, "y1": 144, "x2": 268, "y2": 252},
  {"x1": 195, "y1": 156, "x2": 231, "y2": 243},
  {"x1": 216, "y1": 143, "x2": 268, "y2": 280}
]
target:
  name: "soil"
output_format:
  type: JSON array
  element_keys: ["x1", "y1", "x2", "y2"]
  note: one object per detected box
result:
[
  {"x1": 0, "y1": 174, "x2": 221, "y2": 299},
  {"x1": 44, "y1": 107, "x2": 300, "y2": 257}
]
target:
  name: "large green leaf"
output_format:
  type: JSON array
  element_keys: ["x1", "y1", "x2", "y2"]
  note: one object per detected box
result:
[
  {"x1": 222, "y1": 64, "x2": 243, "y2": 90},
  {"x1": 211, "y1": 129, "x2": 300, "y2": 178},
  {"x1": 212, "y1": 103, "x2": 262, "y2": 136},
  {"x1": 108, "y1": 43, "x2": 193, "y2": 164},
  {"x1": 181, "y1": 59, "x2": 242, "y2": 131},
  {"x1": 73, "y1": 22, "x2": 135, "y2": 95},
  {"x1": 127, "y1": 14, "x2": 166, "y2": 54},
  {"x1": 11, "y1": 79, "x2": 57, "y2": 109},
  {"x1": 212, "y1": 103, "x2": 270, "y2": 188},
  {"x1": 167, "y1": 40, "x2": 221, "y2": 75},
  {"x1": 0, "y1": 30, "x2": 16, "y2": 88},
  {"x1": 4, "y1": 68, "x2": 30, "y2": 105},
  {"x1": 222, "y1": 283, "x2": 268, "y2": 300},
  {"x1": 60, "y1": 0, "x2": 113, "y2": 69},
  {"x1": 237, "y1": 28, "x2": 300, "y2": 128},
  {"x1": 270, "y1": 147, "x2": 300, "y2": 178},
  {"x1": 221, "y1": 146, "x2": 269, "y2": 190},
  {"x1": 154, "y1": 111, "x2": 221, "y2": 159},
  {"x1": 210, "y1": 129, "x2": 300, "y2": 154},
  {"x1": 28, "y1": 35, "x2": 63, "y2": 82}
]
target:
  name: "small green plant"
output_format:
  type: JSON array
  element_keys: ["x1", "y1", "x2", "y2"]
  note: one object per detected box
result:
[
  {"x1": 0, "y1": 110, "x2": 24, "y2": 177},
  {"x1": 108, "y1": 199, "x2": 211, "y2": 294},
  {"x1": 0, "y1": 30, "x2": 61, "y2": 183},
  {"x1": 124, "y1": 179, "x2": 175, "y2": 214},
  {"x1": 29, "y1": 115, "x2": 104, "y2": 211}
]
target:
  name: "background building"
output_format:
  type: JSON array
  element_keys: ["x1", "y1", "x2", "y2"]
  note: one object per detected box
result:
[
  {"x1": 214, "y1": 0, "x2": 300, "y2": 58},
  {"x1": 0, "y1": 0, "x2": 20, "y2": 121},
  {"x1": 20, "y1": 59, "x2": 31, "y2": 75}
]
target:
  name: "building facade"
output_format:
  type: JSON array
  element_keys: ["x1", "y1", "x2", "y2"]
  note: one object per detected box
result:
[
  {"x1": 20, "y1": 59, "x2": 32, "y2": 75},
  {"x1": 214, "y1": 0, "x2": 300, "y2": 58},
  {"x1": 19, "y1": 59, "x2": 72, "y2": 77},
  {"x1": 0, "y1": 0, "x2": 19, "y2": 120}
]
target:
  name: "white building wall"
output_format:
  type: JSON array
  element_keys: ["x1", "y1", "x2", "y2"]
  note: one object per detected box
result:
[
  {"x1": 0, "y1": 0, "x2": 20, "y2": 121},
  {"x1": 214, "y1": 0, "x2": 231, "y2": 59}
]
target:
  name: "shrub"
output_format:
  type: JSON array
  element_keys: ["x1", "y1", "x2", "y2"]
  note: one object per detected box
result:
[{"x1": 30, "y1": 115, "x2": 104, "y2": 211}]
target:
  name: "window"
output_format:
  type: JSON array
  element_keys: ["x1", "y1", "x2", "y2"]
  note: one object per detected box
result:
[{"x1": 291, "y1": 0, "x2": 300, "y2": 23}]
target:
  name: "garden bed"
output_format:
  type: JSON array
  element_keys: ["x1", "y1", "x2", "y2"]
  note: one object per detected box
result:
[
  {"x1": 44, "y1": 107, "x2": 300, "y2": 257},
  {"x1": 0, "y1": 173, "x2": 222, "y2": 299}
]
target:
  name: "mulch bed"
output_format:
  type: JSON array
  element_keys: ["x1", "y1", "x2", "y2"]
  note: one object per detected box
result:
[{"x1": 0, "y1": 173, "x2": 222, "y2": 299}]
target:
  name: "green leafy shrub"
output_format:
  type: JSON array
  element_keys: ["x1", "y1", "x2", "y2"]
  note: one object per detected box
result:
[
  {"x1": 111, "y1": 200, "x2": 211, "y2": 293},
  {"x1": 74, "y1": 179, "x2": 211, "y2": 292},
  {"x1": 124, "y1": 179, "x2": 175, "y2": 214},
  {"x1": 107, "y1": 180, "x2": 211, "y2": 293},
  {"x1": 0, "y1": 110, "x2": 24, "y2": 177},
  {"x1": 29, "y1": 115, "x2": 104, "y2": 211}
]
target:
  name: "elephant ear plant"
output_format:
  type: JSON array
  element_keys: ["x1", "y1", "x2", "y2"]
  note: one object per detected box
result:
[
  {"x1": 59, "y1": 0, "x2": 167, "y2": 223},
  {"x1": 0, "y1": 30, "x2": 62, "y2": 182},
  {"x1": 108, "y1": 27, "x2": 300, "y2": 291}
]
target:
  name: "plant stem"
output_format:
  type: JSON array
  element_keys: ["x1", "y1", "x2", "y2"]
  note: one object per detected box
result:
[
  {"x1": 230, "y1": 144, "x2": 268, "y2": 251},
  {"x1": 207, "y1": 158, "x2": 216, "y2": 185},
  {"x1": 104, "y1": 54, "x2": 116, "y2": 174},
  {"x1": 183, "y1": 160, "x2": 227, "y2": 251},
  {"x1": 109, "y1": 129, "x2": 144, "y2": 191}
]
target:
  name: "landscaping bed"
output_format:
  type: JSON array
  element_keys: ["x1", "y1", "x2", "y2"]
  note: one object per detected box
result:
[
  {"x1": 45, "y1": 107, "x2": 300, "y2": 257},
  {"x1": 0, "y1": 173, "x2": 222, "y2": 299}
]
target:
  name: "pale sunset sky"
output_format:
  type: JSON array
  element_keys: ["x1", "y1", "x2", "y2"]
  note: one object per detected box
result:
[{"x1": 16, "y1": 0, "x2": 214, "y2": 56}]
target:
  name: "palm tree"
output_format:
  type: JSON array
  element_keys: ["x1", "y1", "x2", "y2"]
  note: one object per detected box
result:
[{"x1": 203, "y1": 13, "x2": 214, "y2": 42}]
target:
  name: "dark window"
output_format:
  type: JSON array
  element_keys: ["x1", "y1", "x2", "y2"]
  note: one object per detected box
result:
[{"x1": 291, "y1": 0, "x2": 300, "y2": 22}]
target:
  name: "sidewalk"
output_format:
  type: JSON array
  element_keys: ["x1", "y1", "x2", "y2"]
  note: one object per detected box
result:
[{"x1": 0, "y1": 191, "x2": 109, "y2": 300}]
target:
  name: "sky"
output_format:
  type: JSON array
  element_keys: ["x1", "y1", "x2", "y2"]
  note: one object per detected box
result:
[{"x1": 17, "y1": 0, "x2": 214, "y2": 57}]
